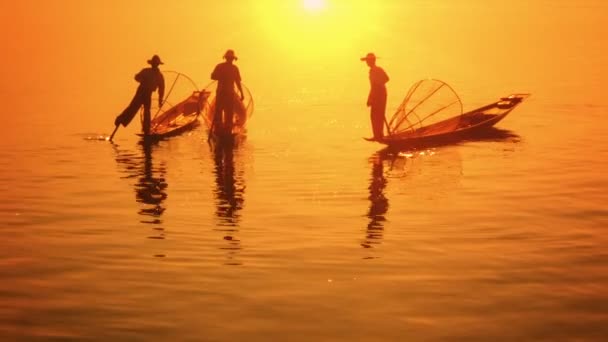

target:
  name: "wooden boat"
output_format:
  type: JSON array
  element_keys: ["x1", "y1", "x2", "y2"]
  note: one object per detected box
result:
[
  {"x1": 367, "y1": 79, "x2": 529, "y2": 148},
  {"x1": 138, "y1": 90, "x2": 210, "y2": 139},
  {"x1": 377, "y1": 94, "x2": 529, "y2": 148},
  {"x1": 133, "y1": 71, "x2": 213, "y2": 140}
]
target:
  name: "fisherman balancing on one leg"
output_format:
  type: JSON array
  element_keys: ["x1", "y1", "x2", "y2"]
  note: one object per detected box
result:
[{"x1": 112, "y1": 55, "x2": 165, "y2": 139}]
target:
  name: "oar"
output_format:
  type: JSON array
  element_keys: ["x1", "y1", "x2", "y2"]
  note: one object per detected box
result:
[{"x1": 109, "y1": 124, "x2": 119, "y2": 141}]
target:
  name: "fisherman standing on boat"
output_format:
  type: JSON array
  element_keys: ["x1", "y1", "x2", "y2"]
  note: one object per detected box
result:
[
  {"x1": 361, "y1": 52, "x2": 389, "y2": 140},
  {"x1": 114, "y1": 55, "x2": 165, "y2": 136},
  {"x1": 211, "y1": 49, "x2": 244, "y2": 137}
]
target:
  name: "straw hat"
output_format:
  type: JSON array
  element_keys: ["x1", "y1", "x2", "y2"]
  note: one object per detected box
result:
[
  {"x1": 147, "y1": 55, "x2": 163, "y2": 65},
  {"x1": 223, "y1": 49, "x2": 238, "y2": 61},
  {"x1": 360, "y1": 52, "x2": 377, "y2": 61}
]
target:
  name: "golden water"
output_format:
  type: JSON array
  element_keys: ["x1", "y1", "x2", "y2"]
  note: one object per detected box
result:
[{"x1": 1, "y1": 1, "x2": 607, "y2": 340}]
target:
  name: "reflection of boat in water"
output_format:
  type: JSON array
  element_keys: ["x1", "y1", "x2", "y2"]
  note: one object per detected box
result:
[
  {"x1": 382, "y1": 126, "x2": 522, "y2": 152},
  {"x1": 210, "y1": 140, "x2": 246, "y2": 265},
  {"x1": 369, "y1": 79, "x2": 529, "y2": 149},
  {"x1": 114, "y1": 141, "x2": 167, "y2": 242}
]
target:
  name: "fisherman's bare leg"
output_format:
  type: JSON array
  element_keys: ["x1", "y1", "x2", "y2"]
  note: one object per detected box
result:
[
  {"x1": 371, "y1": 93, "x2": 387, "y2": 139},
  {"x1": 213, "y1": 100, "x2": 224, "y2": 136},
  {"x1": 142, "y1": 94, "x2": 152, "y2": 135},
  {"x1": 371, "y1": 106, "x2": 385, "y2": 139},
  {"x1": 224, "y1": 97, "x2": 235, "y2": 135},
  {"x1": 116, "y1": 90, "x2": 145, "y2": 127},
  {"x1": 216, "y1": 95, "x2": 233, "y2": 135}
]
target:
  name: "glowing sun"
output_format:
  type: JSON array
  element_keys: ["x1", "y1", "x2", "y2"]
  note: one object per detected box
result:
[{"x1": 302, "y1": 0, "x2": 326, "y2": 13}]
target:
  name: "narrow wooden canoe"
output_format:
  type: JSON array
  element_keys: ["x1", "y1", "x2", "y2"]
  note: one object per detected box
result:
[
  {"x1": 138, "y1": 90, "x2": 210, "y2": 139},
  {"x1": 376, "y1": 94, "x2": 529, "y2": 148}
]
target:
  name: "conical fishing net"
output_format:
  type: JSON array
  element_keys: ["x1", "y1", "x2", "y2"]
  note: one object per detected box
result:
[
  {"x1": 145, "y1": 71, "x2": 203, "y2": 129},
  {"x1": 201, "y1": 81, "x2": 254, "y2": 134},
  {"x1": 387, "y1": 79, "x2": 463, "y2": 136}
]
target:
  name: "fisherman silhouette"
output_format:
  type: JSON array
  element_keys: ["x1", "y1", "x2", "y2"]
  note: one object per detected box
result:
[
  {"x1": 210, "y1": 49, "x2": 244, "y2": 137},
  {"x1": 361, "y1": 53, "x2": 389, "y2": 141},
  {"x1": 114, "y1": 55, "x2": 165, "y2": 136}
]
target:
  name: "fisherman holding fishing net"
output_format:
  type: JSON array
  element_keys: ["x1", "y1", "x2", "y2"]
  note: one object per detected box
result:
[
  {"x1": 112, "y1": 55, "x2": 165, "y2": 139},
  {"x1": 210, "y1": 49, "x2": 245, "y2": 137},
  {"x1": 361, "y1": 52, "x2": 390, "y2": 141}
]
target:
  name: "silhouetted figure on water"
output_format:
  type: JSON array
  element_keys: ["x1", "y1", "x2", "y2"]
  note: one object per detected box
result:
[
  {"x1": 211, "y1": 49, "x2": 244, "y2": 137},
  {"x1": 114, "y1": 55, "x2": 165, "y2": 136},
  {"x1": 361, "y1": 53, "x2": 389, "y2": 140},
  {"x1": 362, "y1": 153, "x2": 388, "y2": 249}
]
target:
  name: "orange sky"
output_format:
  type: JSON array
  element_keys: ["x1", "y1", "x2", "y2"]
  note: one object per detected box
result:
[{"x1": 0, "y1": 0, "x2": 606, "y2": 131}]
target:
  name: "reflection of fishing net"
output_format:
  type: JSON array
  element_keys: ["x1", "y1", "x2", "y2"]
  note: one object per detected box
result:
[
  {"x1": 387, "y1": 79, "x2": 463, "y2": 136},
  {"x1": 201, "y1": 81, "x2": 254, "y2": 134}
]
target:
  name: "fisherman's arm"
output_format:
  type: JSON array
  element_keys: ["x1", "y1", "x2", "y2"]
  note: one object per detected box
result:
[
  {"x1": 135, "y1": 70, "x2": 144, "y2": 82},
  {"x1": 382, "y1": 68, "x2": 390, "y2": 84},
  {"x1": 211, "y1": 65, "x2": 219, "y2": 80}
]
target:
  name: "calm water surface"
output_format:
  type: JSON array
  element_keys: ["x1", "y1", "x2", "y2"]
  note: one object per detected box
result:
[{"x1": 1, "y1": 1, "x2": 608, "y2": 341}]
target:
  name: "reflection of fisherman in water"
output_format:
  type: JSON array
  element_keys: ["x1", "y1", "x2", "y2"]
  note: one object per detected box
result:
[
  {"x1": 114, "y1": 141, "x2": 167, "y2": 241},
  {"x1": 211, "y1": 140, "x2": 246, "y2": 264},
  {"x1": 136, "y1": 142, "x2": 168, "y2": 222},
  {"x1": 362, "y1": 152, "x2": 389, "y2": 249},
  {"x1": 361, "y1": 148, "x2": 469, "y2": 253},
  {"x1": 212, "y1": 140, "x2": 245, "y2": 225}
]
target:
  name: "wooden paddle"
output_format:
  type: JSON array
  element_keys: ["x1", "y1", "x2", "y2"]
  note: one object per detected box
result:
[{"x1": 109, "y1": 124, "x2": 119, "y2": 141}]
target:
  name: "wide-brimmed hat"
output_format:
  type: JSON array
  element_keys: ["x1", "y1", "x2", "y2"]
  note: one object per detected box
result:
[
  {"x1": 360, "y1": 52, "x2": 377, "y2": 61},
  {"x1": 147, "y1": 55, "x2": 163, "y2": 65},
  {"x1": 223, "y1": 49, "x2": 238, "y2": 60}
]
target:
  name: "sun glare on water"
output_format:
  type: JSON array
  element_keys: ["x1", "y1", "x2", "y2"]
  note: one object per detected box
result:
[{"x1": 302, "y1": 0, "x2": 326, "y2": 13}]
